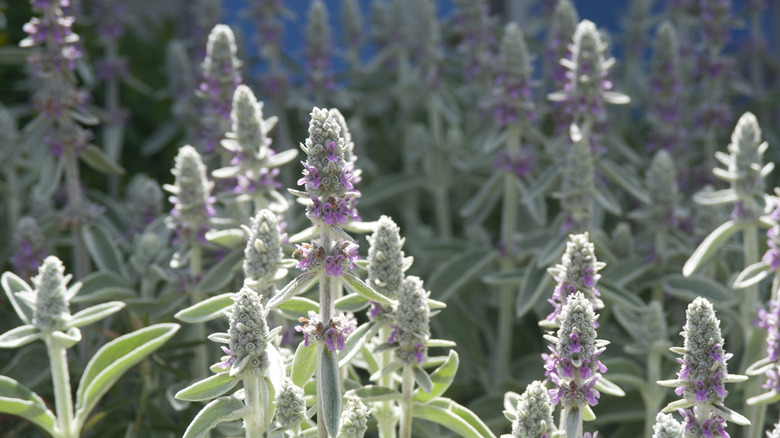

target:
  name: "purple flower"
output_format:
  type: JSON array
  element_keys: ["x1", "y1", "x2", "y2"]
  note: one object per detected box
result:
[
  {"x1": 757, "y1": 299, "x2": 780, "y2": 362},
  {"x1": 10, "y1": 217, "x2": 48, "y2": 280},
  {"x1": 488, "y1": 23, "x2": 535, "y2": 128},
  {"x1": 297, "y1": 311, "x2": 356, "y2": 352}
]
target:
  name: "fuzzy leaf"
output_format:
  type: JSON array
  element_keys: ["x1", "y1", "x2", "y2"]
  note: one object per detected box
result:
[
  {"x1": 175, "y1": 372, "x2": 239, "y2": 402},
  {"x1": 732, "y1": 261, "x2": 770, "y2": 289},
  {"x1": 196, "y1": 249, "x2": 244, "y2": 293},
  {"x1": 345, "y1": 385, "x2": 402, "y2": 402},
  {"x1": 51, "y1": 327, "x2": 82, "y2": 349},
  {"x1": 664, "y1": 274, "x2": 736, "y2": 305},
  {"x1": 746, "y1": 390, "x2": 780, "y2": 406},
  {"x1": 182, "y1": 396, "x2": 248, "y2": 438},
  {"x1": 711, "y1": 405, "x2": 750, "y2": 425},
  {"x1": 661, "y1": 398, "x2": 693, "y2": 413},
  {"x1": 431, "y1": 250, "x2": 498, "y2": 301},
  {"x1": 415, "y1": 350, "x2": 459, "y2": 403},
  {"x1": 204, "y1": 228, "x2": 246, "y2": 249},
  {"x1": 34, "y1": 154, "x2": 64, "y2": 198},
  {"x1": 291, "y1": 341, "x2": 317, "y2": 387},
  {"x1": 594, "y1": 376, "x2": 625, "y2": 396},
  {"x1": 692, "y1": 189, "x2": 738, "y2": 205},
  {"x1": 461, "y1": 172, "x2": 503, "y2": 217},
  {"x1": 0, "y1": 325, "x2": 39, "y2": 349},
  {"x1": 318, "y1": 347, "x2": 341, "y2": 437},
  {"x1": 342, "y1": 272, "x2": 394, "y2": 306},
  {"x1": 582, "y1": 405, "x2": 596, "y2": 421},
  {"x1": 0, "y1": 376, "x2": 57, "y2": 436},
  {"x1": 278, "y1": 296, "x2": 319, "y2": 315},
  {"x1": 2, "y1": 272, "x2": 34, "y2": 324},
  {"x1": 413, "y1": 399, "x2": 495, "y2": 438},
  {"x1": 565, "y1": 408, "x2": 582, "y2": 438},
  {"x1": 267, "y1": 271, "x2": 319, "y2": 309},
  {"x1": 334, "y1": 294, "x2": 370, "y2": 312},
  {"x1": 80, "y1": 144, "x2": 125, "y2": 175},
  {"x1": 82, "y1": 224, "x2": 128, "y2": 278},
  {"x1": 72, "y1": 270, "x2": 135, "y2": 303},
  {"x1": 682, "y1": 220, "x2": 741, "y2": 277},
  {"x1": 66, "y1": 302, "x2": 125, "y2": 329},
  {"x1": 339, "y1": 322, "x2": 379, "y2": 367},
  {"x1": 74, "y1": 323, "x2": 180, "y2": 429},
  {"x1": 413, "y1": 366, "x2": 434, "y2": 394},
  {"x1": 175, "y1": 293, "x2": 234, "y2": 323},
  {"x1": 448, "y1": 399, "x2": 496, "y2": 438}
]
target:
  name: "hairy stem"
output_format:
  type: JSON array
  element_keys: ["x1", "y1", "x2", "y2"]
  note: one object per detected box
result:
[
  {"x1": 190, "y1": 243, "x2": 208, "y2": 380},
  {"x1": 377, "y1": 325, "x2": 398, "y2": 438},
  {"x1": 243, "y1": 375, "x2": 267, "y2": 438},
  {"x1": 399, "y1": 366, "x2": 415, "y2": 438},
  {"x1": 45, "y1": 335, "x2": 75, "y2": 438},
  {"x1": 427, "y1": 98, "x2": 451, "y2": 239},
  {"x1": 63, "y1": 148, "x2": 90, "y2": 279}
]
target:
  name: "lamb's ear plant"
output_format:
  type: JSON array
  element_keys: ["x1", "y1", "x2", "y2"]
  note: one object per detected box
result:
[
  {"x1": 175, "y1": 285, "x2": 285, "y2": 438},
  {"x1": 0, "y1": 256, "x2": 180, "y2": 438},
  {"x1": 501, "y1": 380, "x2": 559, "y2": 438},
  {"x1": 657, "y1": 297, "x2": 750, "y2": 437}
]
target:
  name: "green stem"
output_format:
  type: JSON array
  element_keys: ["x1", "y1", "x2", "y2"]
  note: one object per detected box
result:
[
  {"x1": 644, "y1": 346, "x2": 663, "y2": 438},
  {"x1": 652, "y1": 229, "x2": 668, "y2": 302},
  {"x1": 399, "y1": 366, "x2": 414, "y2": 438},
  {"x1": 63, "y1": 148, "x2": 90, "y2": 279},
  {"x1": 426, "y1": 98, "x2": 451, "y2": 239},
  {"x1": 741, "y1": 224, "x2": 760, "y2": 359},
  {"x1": 191, "y1": 243, "x2": 207, "y2": 380},
  {"x1": 45, "y1": 335, "x2": 75, "y2": 438},
  {"x1": 377, "y1": 325, "x2": 398, "y2": 438},
  {"x1": 105, "y1": 40, "x2": 122, "y2": 199},
  {"x1": 495, "y1": 124, "x2": 521, "y2": 389},
  {"x1": 243, "y1": 375, "x2": 268, "y2": 438}
]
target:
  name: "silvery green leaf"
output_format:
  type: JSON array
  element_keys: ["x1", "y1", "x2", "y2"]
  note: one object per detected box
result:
[
  {"x1": 595, "y1": 185, "x2": 622, "y2": 215},
  {"x1": 265, "y1": 345, "x2": 285, "y2": 398},
  {"x1": 342, "y1": 272, "x2": 394, "y2": 306},
  {"x1": 66, "y1": 301, "x2": 125, "y2": 329},
  {"x1": 34, "y1": 153, "x2": 63, "y2": 198},
  {"x1": 723, "y1": 374, "x2": 749, "y2": 383},
  {"x1": 287, "y1": 188, "x2": 309, "y2": 198},
  {"x1": 318, "y1": 347, "x2": 341, "y2": 437},
  {"x1": 288, "y1": 226, "x2": 317, "y2": 244},
  {"x1": 745, "y1": 357, "x2": 773, "y2": 376},
  {"x1": 338, "y1": 322, "x2": 379, "y2": 367},
  {"x1": 67, "y1": 108, "x2": 99, "y2": 126},
  {"x1": 415, "y1": 350, "x2": 459, "y2": 403},
  {"x1": 334, "y1": 294, "x2": 369, "y2": 312},
  {"x1": 746, "y1": 390, "x2": 780, "y2": 406},
  {"x1": 0, "y1": 325, "x2": 39, "y2": 349},
  {"x1": 370, "y1": 360, "x2": 403, "y2": 381},
  {"x1": 140, "y1": 121, "x2": 180, "y2": 156},
  {"x1": 602, "y1": 257, "x2": 653, "y2": 287},
  {"x1": 0, "y1": 375, "x2": 57, "y2": 436},
  {"x1": 693, "y1": 188, "x2": 738, "y2": 205},
  {"x1": 345, "y1": 385, "x2": 402, "y2": 402},
  {"x1": 711, "y1": 405, "x2": 750, "y2": 425},
  {"x1": 594, "y1": 376, "x2": 624, "y2": 396},
  {"x1": 266, "y1": 270, "x2": 319, "y2": 309},
  {"x1": 358, "y1": 174, "x2": 425, "y2": 209},
  {"x1": 291, "y1": 341, "x2": 317, "y2": 387},
  {"x1": 482, "y1": 270, "x2": 524, "y2": 287},
  {"x1": 1, "y1": 272, "x2": 34, "y2": 324},
  {"x1": 343, "y1": 219, "x2": 379, "y2": 234},
  {"x1": 669, "y1": 347, "x2": 687, "y2": 355},
  {"x1": 266, "y1": 148, "x2": 298, "y2": 167},
  {"x1": 208, "y1": 332, "x2": 230, "y2": 344},
  {"x1": 51, "y1": 327, "x2": 82, "y2": 349},
  {"x1": 197, "y1": 249, "x2": 244, "y2": 293},
  {"x1": 569, "y1": 123, "x2": 583, "y2": 143},
  {"x1": 661, "y1": 399, "x2": 693, "y2": 413},
  {"x1": 74, "y1": 323, "x2": 180, "y2": 429},
  {"x1": 412, "y1": 399, "x2": 492, "y2": 438},
  {"x1": 517, "y1": 261, "x2": 552, "y2": 319},
  {"x1": 278, "y1": 296, "x2": 319, "y2": 317},
  {"x1": 430, "y1": 250, "x2": 498, "y2": 301},
  {"x1": 733, "y1": 261, "x2": 770, "y2": 289},
  {"x1": 175, "y1": 372, "x2": 239, "y2": 402},
  {"x1": 461, "y1": 172, "x2": 502, "y2": 218},
  {"x1": 596, "y1": 159, "x2": 650, "y2": 204},
  {"x1": 204, "y1": 228, "x2": 245, "y2": 248},
  {"x1": 428, "y1": 298, "x2": 446, "y2": 309},
  {"x1": 413, "y1": 366, "x2": 434, "y2": 394},
  {"x1": 82, "y1": 224, "x2": 128, "y2": 279},
  {"x1": 426, "y1": 339, "x2": 456, "y2": 348},
  {"x1": 448, "y1": 399, "x2": 496, "y2": 438},
  {"x1": 182, "y1": 395, "x2": 249, "y2": 438},
  {"x1": 373, "y1": 342, "x2": 398, "y2": 353},
  {"x1": 579, "y1": 405, "x2": 594, "y2": 422},
  {"x1": 603, "y1": 91, "x2": 630, "y2": 104},
  {"x1": 657, "y1": 378, "x2": 684, "y2": 387},
  {"x1": 175, "y1": 293, "x2": 234, "y2": 323},
  {"x1": 664, "y1": 274, "x2": 736, "y2": 305},
  {"x1": 524, "y1": 165, "x2": 559, "y2": 202},
  {"x1": 761, "y1": 162, "x2": 774, "y2": 177},
  {"x1": 565, "y1": 408, "x2": 581, "y2": 438},
  {"x1": 80, "y1": 144, "x2": 125, "y2": 175},
  {"x1": 682, "y1": 220, "x2": 741, "y2": 277},
  {"x1": 598, "y1": 280, "x2": 645, "y2": 310}
]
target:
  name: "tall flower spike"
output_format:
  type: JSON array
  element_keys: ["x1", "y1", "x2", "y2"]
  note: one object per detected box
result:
[
  {"x1": 367, "y1": 216, "x2": 408, "y2": 303},
  {"x1": 216, "y1": 285, "x2": 271, "y2": 376},
  {"x1": 546, "y1": 0, "x2": 579, "y2": 90},
  {"x1": 652, "y1": 412, "x2": 683, "y2": 438},
  {"x1": 392, "y1": 276, "x2": 430, "y2": 365},
  {"x1": 305, "y1": 0, "x2": 334, "y2": 92},
  {"x1": 659, "y1": 297, "x2": 749, "y2": 437},
  {"x1": 546, "y1": 232, "x2": 605, "y2": 323},
  {"x1": 329, "y1": 108, "x2": 362, "y2": 186},
  {"x1": 548, "y1": 19, "x2": 629, "y2": 138},
  {"x1": 755, "y1": 298, "x2": 780, "y2": 394},
  {"x1": 708, "y1": 112, "x2": 773, "y2": 221},
  {"x1": 632, "y1": 149, "x2": 684, "y2": 230},
  {"x1": 242, "y1": 209, "x2": 284, "y2": 288},
  {"x1": 30, "y1": 256, "x2": 73, "y2": 333},
  {"x1": 275, "y1": 377, "x2": 306, "y2": 430},
  {"x1": 451, "y1": 0, "x2": 493, "y2": 80},
  {"x1": 544, "y1": 292, "x2": 607, "y2": 410},
  {"x1": 341, "y1": 0, "x2": 363, "y2": 61},
  {"x1": 164, "y1": 145, "x2": 216, "y2": 247},
  {"x1": 403, "y1": 0, "x2": 441, "y2": 80},
  {"x1": 511, "y1": 380, "x2": 556, "y2": 438},
  {"x1": 125, "y1": 174, "x2": 163, "y2": 228},
  {"x1": 215, "y1": 84, "x2": 297, "y2": 207},
  {"x1": 10, "y1": 217, "x2": 48, "y2": 280},
  {"x1": 555, "y1": 138, "x2": 596, "y2": 232},
  {"x1": 490, "y1": 22, "x2": 535, "y2": 128},
  {"x1": 647, "y1": 22, "x2": 684, "y2": 153},
  {"x1": 337, "y1": 396, "x2": 370, "y2": 438},
  {"x1": 199, "y1": 24, "x2": 242, "y2": 154}
]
